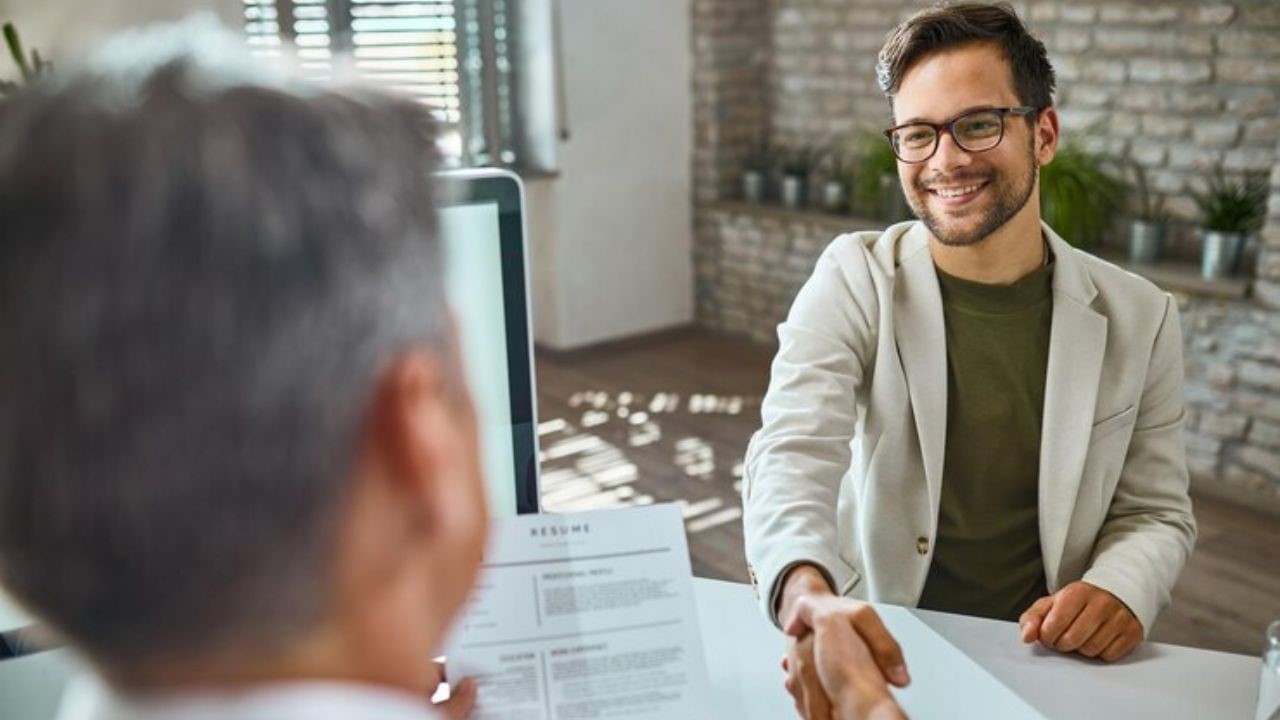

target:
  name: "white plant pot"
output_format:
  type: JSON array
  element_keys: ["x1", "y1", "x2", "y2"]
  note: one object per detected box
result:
[
  {"x1": 822, "y1": 180, "x2": 846, "y2": 212},
  {"x1": 742, "y1": 170, "x2": 765, "y2": 203},
  {"x1": 781, "y1": 175, "x2": 807, "y2": 209},
  {"x1": 1201, "y1": 230, "x2": 1246, "y2": 280},
  {"x1": 1128, "y1": 220, "x2": 1165, "y2": 264}
]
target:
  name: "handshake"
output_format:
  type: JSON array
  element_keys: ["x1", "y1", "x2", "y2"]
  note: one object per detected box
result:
[{"x1": 777, "y1": 565, "x2": 1144, "y2": 720}]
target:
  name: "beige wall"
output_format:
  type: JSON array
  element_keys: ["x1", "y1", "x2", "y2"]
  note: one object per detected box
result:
[
  {"x1": 0, "y1": 0, "x2": 240, "y2": 80},
  {"x1": 526, "y1": 0, "x2": 694, "y2": 350}
]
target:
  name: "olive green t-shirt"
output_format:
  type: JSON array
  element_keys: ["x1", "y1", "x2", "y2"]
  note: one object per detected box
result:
[{"x1": 916, "y1": 259, "x2": 1055, "y2": 622}]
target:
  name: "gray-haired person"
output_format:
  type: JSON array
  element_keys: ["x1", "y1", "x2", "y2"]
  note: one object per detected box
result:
[{"x1": 0, "y1": 23, "x2": 487, "y2": 720}]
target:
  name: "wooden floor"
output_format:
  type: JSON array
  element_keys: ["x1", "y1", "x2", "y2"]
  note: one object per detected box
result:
[{"x1": 534, "y1": 328, "x2": 1279, "y2": 657}]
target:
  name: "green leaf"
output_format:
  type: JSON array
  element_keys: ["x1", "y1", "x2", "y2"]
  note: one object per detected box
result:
[
  {"x1": 853, "y1": 131, "x2": 897, "y2": 217},
  {"x1": 1039, "y1": 138, "x2": 1122, "y2": 248},
  {"x1": 4, "y1": 23, "x2": 32, "y2": 82},
  {"x1": 1189, "y1": 166, "x2": 1268, "y2": 233}
]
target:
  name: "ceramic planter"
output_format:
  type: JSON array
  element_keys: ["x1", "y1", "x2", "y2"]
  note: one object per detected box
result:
[
  {"x1": 1128, "y1": 219, "x2": 1165, "y2": 264},
  {"x1": 1201, "y1": 230, "x2": 1246, "y2": 280},
  {"x1": 822, "y1": 180, "x2": 847, "y2": 213},
  {"x1": 742, "y1": 170, "x2": 765, "y2": 203},
  {"x1": 781, "y1": 174, "x2": 807, "y2": 209}
]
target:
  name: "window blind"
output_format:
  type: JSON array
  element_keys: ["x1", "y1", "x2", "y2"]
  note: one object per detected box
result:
[
  {"x1": 243, "y1": 0, "x2": 462, "y2": 157},
  {"x1": 243, "y1": 0, "x2": 560, "y2": 171}
]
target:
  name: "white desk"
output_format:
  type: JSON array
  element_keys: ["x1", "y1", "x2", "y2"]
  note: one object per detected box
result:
[
  {"x1": 693, "y1": 577, "x2": 1262, "y2": 720},
  {"x1": 1, "y1": 580, "x2": 1263, "y2": 719}
]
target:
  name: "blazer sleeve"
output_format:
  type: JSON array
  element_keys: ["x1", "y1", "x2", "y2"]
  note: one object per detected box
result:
[
  {"x1": 741, "y1": 238, "x2": 878, "y2": 626},
  {"x1": 1082, "y1": 294, "x2": 1198, "y2": 636}
]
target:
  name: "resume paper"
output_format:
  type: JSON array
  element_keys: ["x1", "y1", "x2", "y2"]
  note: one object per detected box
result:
[{"x1": 443, "y1": 504, "x2": 713, "y2": 719}]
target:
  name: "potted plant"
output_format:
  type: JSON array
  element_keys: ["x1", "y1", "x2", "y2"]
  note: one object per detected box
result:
[
  {"x1": 779, "y1": 145, "x2": 823, "y2": 210},
  {"x1": 853, "y1": 131, "x2": 908, "y2": 222},
  {"x1": 821, "y1": 150, "x2": 855, "y2": 214},
  {"x1": 1191, "y1": 167, "x2": 1268, "y2": 280},
  {"x1": 741, "y1": 140, "x2": 772, "y2": 204},
  {"x1": 1124, "y1": 159, "x2": 1168, "y2": 264},
  {"x1": 1039, "y1": 137, "x2": 1123, "y2": 249}
]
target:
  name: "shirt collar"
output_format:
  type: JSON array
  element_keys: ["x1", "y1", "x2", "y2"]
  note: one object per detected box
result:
[{"x1": 56, "y1": 675, "x2": 441, "y2": 720}]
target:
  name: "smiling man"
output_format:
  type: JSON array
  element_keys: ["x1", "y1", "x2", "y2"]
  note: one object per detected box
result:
[{"x1": 741, "y1": 4, "x2": 1197, "y2": 719}]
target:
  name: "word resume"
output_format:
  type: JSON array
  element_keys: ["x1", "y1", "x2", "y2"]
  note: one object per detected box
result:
[{"x1": 443, "y1": 504, "x2": 713, "y2": 719}]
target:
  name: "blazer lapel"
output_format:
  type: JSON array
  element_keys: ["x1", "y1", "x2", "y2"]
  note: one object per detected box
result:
[
  {"x1": 893, "y1": 223, "x2": 948, "y2": 523},
  {"x1": 1038, "y1": 224, "x2": 1107, "y2": 587}
]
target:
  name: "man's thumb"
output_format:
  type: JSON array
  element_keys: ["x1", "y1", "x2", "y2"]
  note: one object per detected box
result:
[
  {"x1": 436, "y1": 677, "x2": 477, "y2": 720},
  {"x1": 1019, "y1": 596, "x2": 1053, "y2": 643}
]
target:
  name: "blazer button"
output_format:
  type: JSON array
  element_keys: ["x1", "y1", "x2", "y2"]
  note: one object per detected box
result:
[{"x1": 916, "y1": 537, "x2": 929, "y2": 555}]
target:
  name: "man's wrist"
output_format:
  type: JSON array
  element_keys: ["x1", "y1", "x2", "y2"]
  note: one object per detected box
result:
[{"x1": 777, "y1": 563, "x2": 835, "y2": 624}]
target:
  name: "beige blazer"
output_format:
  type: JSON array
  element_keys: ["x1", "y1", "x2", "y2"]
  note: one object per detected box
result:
[{"x1": 742, "y1": 220, "x2": 1196, "y2": 635}]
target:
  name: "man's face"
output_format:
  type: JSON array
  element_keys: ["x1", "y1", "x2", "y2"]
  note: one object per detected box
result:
[{"x1": 892, "y1": 43, "x2": 1050, "y2": 247}]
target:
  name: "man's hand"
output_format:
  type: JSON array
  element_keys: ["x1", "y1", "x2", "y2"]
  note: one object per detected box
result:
[
  {"x1": 427, "y1": 660, "x2": 476, "y2": 720},
  {"x1": 776, "y1": 565, "x2": 909, "y2": 720},
  {"x1": 784, "y1": 595, "x2": 910, "y2": 720},
  {"x1": 1018, "y1": 581, "x2": 1143, "y2": 662}
]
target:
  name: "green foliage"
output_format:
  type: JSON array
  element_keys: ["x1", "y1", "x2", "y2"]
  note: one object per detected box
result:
[
  {"x1": 1190, "y1": 167, "x2": 1268, "y2": 234},
  {"x1": 742, "y1": 140, "x2": 774, "y2": 173},
  {"x1": 825, "y1": 149, "x2": 856, "y2": 186},
  {"x1": 778, "y1": 145, "x2": 826, "y2": 177},
  {"x1": 1123, "y1": 159, "x2": 1167, "y2": 223},
  {"x1": 773, "y1": 142, "x2": 824, "y2": 176},
  {"x1": 2, "y1": 22, "x2": 51, "y2": 96},
  {"x1": 853, "y1": 131, "x2": 898, "y2": 217},
  {"x1": 1039, "y1": 137, "x2": 1123, "y2": 248}
]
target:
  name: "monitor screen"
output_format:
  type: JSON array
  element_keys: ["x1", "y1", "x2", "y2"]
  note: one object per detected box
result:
[{"x1": 436, "y1": 171, "x2": 539, "y2": 516}]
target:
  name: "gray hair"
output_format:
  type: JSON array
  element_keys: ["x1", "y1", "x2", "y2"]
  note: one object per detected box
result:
[{"x1": 0, "y1": 24, "x2": 446, "y2": 668}]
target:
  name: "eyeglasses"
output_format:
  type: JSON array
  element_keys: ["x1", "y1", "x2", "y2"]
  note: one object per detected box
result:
[{"x1": 883, "y1": 106, "x2": 1040, "y2": 164}]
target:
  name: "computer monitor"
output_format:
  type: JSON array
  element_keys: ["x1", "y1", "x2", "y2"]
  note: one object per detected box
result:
[{"x1": 436, "y1": 169, "x2": 541, "y2": 516}]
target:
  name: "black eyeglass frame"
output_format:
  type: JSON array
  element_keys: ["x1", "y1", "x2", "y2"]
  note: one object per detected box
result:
[{"x1": 882, "y1": 106, "x2": 1042, "y2": 164}]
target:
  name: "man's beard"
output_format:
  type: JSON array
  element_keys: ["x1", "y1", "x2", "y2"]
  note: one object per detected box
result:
[{"x1": 905, "y1": 139, "x2": 1038, "y2": 248}]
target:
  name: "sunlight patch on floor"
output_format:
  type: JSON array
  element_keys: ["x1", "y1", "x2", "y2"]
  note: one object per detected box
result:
[{"x1": 539, "y1": 389, "x2": 757, "y2": 533}]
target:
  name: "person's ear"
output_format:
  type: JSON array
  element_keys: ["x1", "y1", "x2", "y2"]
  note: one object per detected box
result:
[
  {"x1": 1035, "y1": 107, "x2": 1060, "y2": 166},
  {"x1": 368, "y1": 350, "x2": 458, "y2": 538}
]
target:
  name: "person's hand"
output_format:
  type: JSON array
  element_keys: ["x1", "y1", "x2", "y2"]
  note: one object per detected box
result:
[
  {"x1": 776, "y1": 566, "x2": 909, "y2": 720},
  {"x1": 783, "y1": 595, "x2": 910, "y2": 720},
  {"x1": 1018, "y1": 581, "x2": 1143, "y2": 662},
  {"x1": 426, "y1": 660, "x2": 476, "y2": 719},
  {"x1": 776, "y1": 565, "x2": 838, "y2": 719}
]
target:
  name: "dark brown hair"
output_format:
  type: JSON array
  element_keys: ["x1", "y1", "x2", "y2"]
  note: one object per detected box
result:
[{"x1": 876, "y1": 2, "x2": 1055, "y2": 110}]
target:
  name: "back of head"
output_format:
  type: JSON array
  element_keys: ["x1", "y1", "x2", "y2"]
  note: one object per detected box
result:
[{"x1": 0, "y1": 18, "x2": 446, "y2": 671}]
